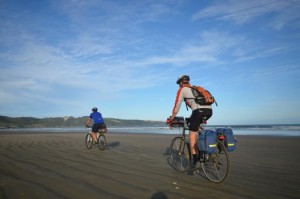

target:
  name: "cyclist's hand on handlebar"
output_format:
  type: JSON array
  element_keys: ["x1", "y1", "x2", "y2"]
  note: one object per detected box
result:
[
  {"x1": 166, "y1": 117, "x2": 173, "y2": 129},
  {"x1": 166, "y1": 118, "x2": 171, "y2": 124}
]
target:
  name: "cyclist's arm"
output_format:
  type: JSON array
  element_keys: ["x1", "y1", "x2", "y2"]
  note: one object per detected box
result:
[
  {"x1": 85, "y1": 118, "x2": 92, "y2": 126},
  {"x1": 171, "y1": 87, "x2": 184, "y2": 120}
]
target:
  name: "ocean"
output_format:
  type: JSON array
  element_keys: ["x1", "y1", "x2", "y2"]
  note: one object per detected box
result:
[
  {"x1": 107, "y1": 125, "x2": 300, "y2": 136},
  {"x1": 1, "y1": 124, "x2": 300, "y2": 136}
]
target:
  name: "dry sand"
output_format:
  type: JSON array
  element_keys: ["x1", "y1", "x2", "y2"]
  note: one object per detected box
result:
[{"x1": 0, "y1": 131, "x2": 300, "y2": 199}]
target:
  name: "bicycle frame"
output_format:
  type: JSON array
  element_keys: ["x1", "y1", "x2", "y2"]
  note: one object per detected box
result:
[
  {"x1": 85, "y1": 126, "x2": 107, "y2": 150},
  {"x1": 169, "y1": 116, "x2": 230, "y2": 183}
]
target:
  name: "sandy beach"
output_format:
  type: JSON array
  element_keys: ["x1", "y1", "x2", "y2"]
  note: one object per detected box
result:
[{"x1": 0, "y1": 131, "x2": 299, "y2": 199}]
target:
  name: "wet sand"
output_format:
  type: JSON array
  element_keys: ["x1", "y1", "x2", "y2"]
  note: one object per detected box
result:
[{"x1": 0, "y1": 132, "x2": 299, "y2": 199}]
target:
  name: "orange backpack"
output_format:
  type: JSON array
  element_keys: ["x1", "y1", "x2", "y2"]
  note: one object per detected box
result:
[{"x1": 186, "y1": 85, "x2": 217, "y2": 106}]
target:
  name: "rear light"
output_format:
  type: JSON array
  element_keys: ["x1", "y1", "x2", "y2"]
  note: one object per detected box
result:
[{"x1": 218, "y1": 135, "x2": 225, "y2": 140}]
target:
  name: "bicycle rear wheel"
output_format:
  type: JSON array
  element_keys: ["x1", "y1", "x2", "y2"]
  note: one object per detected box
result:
[
  {"x1": 98, "y1": 134, "x2": 106, "y2": 151},
  {"x1": 85, "y1": 133, "x2": 93, "y2": 149},
  {"x1": 201, "y1": 140, "x2": 230, "y2": 183},
  {"x1": 169, "y1": 137, "x2": 190, "y2": 172}
]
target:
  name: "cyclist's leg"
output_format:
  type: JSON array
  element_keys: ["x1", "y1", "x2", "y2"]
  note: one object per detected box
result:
[
  {"x1": 91, "y1": 124, "x2": 100, "y2": 143},
  {"x1": 189, "y1": 109, "x2": 202, "y2": 166},
  {"x1": 202, "y1": 108, "x2": 213, "y2": 122},
  {"x1": 91, "y1": 132, "x2": 98, "y2": 143},
  {"x1": 189, "y1": 131, "x2": 198, "y2": 165}
]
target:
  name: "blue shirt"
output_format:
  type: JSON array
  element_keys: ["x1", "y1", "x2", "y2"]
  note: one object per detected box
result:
[{"x1": 89, "y1": 112, "x2": 104, "y2": 124}]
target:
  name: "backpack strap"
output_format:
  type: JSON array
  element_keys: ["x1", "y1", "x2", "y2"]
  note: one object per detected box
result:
[
  {"x1": 184, "y1": 85, "x2": 218, "y2": 107},
  {"x1": 214, "y1": 98, "x2": 218, "y2": 107},
  {"x1": 183, "y1": 85, "x2": 201, "y2": 100},
  {"x1": 183, "y1": 85, "x2": 196, "y2": 110}
]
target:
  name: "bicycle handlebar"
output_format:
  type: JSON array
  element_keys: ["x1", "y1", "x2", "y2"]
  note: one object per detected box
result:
[{"x1": 166, "y1": 116, "x2": 207, "y2": 134}]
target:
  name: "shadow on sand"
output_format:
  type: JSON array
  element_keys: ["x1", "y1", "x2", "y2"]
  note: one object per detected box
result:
[{"x1": 106, "y1": 141, "x2": 120, "y2": 149}]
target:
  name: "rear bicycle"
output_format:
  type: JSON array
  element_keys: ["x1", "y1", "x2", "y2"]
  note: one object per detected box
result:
[{"x1": 85, "y1": 124, "x2": 107, "y2": 150}]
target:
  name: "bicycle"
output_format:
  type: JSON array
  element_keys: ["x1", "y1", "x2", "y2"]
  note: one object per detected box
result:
[
  {"x1": 85, "y1": 124, "x2": 107, "y2": 151},
  {"x1": 168, "y1": 117, "x2": 230, "y2": 183}
]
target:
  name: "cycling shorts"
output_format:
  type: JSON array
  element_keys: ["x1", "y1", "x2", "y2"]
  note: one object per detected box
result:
[
  {"x1": 189, "y1": 108, "x2": 213, "y2": 131},
  {"x1": 92, "y1": 123, "x2": 105, "y2": 133}
]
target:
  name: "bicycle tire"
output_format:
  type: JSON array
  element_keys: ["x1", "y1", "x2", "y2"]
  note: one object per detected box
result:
[
  {"x1": 201, "y1": 140, "x2": 230, "y2": 183},
  {"x1": 169, "y1": 137, "x2": 190, "y2": 172},
  {"x1": 98, "y1": 134, "x2": 106, "y2": 151},
  {"x1": 85, "y1": 133, "x2": 93, "y2": 149}
]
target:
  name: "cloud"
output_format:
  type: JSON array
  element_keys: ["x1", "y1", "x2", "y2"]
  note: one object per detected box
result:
[
  {"x1": 192, "y1": 0, "x2": 300, "y2": 30},
  {"x1": 0, "y1": 27, "x2": 270, "y2": 105},
  {"x1": 252, "y1": 65, "x2": 300, "y2": 80},
  {"x1": 231, "y1": 64, "x2": 300, "y2": 88},
  {"x1": 1, "y1": 0, "x2": 299, "y2": 121},
  {"x1": 1, "y1": 11, "x2": 289, "y2": 107}
]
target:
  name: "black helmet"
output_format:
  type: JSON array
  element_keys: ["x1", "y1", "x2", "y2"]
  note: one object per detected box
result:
[
  {"x1": 92, "y1": 107, "x2": 98, "y2": 112},
  {"x1": 176, "y1": 75, "x2": 190, "y2": 84}
]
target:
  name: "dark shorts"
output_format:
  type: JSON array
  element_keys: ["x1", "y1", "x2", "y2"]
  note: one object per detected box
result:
[
  {"x1": 189, "y1": 108, "x2": 213, "y2": 131},
  {"x1": 92, "y1": 123, "x2": 105, "y2": 133}
]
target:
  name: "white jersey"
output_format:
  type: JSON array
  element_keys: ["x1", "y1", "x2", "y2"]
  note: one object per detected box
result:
[{"x1": 172, "y1": 84, "x2": 212, "y2": 115}]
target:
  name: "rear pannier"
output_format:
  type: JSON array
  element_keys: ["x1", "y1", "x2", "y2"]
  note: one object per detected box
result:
[
  {"x1": 197, "y1": 130, "x2": 217, "y2": 154},
  {"x1": 215, "y1": 128, "x2": 237, "y2": 152}
]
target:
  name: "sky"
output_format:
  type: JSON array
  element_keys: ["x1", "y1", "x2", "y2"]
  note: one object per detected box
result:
[{"x1": 0, "y1": 0, "x2": 300, "y2": 125}]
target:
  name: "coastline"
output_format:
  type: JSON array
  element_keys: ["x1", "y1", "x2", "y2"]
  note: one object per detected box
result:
[
  {"x1": 1, "y1": 126, "x2": 300, "y2": 136},
  {"x1": 0, "y1": 132, "x2": 300, "y2": 199}
]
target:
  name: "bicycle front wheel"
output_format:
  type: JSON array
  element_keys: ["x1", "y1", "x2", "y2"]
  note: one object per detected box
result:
[
  {"x1": 169, "y1": 137, "x2": 190, "y2": 172},
  {"x1": 98, "y1": 134, "x2": 106, "y2": 151},
  {"x1": 85, "y1": 133, "x2": 93, "y2": 149},
  {"x1": 201, "y1": 140, "x2": 230, "y2": 183}
]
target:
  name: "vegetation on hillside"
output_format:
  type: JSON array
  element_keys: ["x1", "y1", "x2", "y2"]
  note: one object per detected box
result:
[{"x1": 0, "y1": 116, "x2": 164, "y2": 129}]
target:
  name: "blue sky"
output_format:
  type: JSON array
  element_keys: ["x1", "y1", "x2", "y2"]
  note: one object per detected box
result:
[{"x1": 0, "y1": 0, "x2": 299, "y2": 125}]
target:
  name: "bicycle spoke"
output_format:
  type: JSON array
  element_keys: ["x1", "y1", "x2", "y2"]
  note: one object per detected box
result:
[
  {"x1": 85, "y1": 134, "x2": 93, "y2": 149},
  {"x1": 169, "y1": 137, "x2": 190, "y2": 172},
  {"x1": 98, "y1": 134, "x2": 106, "y2": 151},
  {"x1": 167, "y1": 116, "x2": 231, "y2": 183},
  {"x1": 201, "y1": 141, "x2": 230, "y2": 183}
]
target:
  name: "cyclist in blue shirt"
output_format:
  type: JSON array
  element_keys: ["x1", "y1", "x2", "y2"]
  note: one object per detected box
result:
[{"x1": 85, "y1": 107, "x2": 105, "y2": 144}]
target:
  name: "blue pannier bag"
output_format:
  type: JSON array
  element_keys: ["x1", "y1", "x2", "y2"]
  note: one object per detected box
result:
[
  {"x1": 215, "y1": 128, "x2": 237, "y2": 152},
  {"x1": 197, "y1": 130, "x2": 217, "y2": 154}
]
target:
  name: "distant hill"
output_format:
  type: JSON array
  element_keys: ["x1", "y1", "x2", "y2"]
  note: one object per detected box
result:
[{"x1": 0, "y1": 116, "x2": 165, "y2": 129}]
